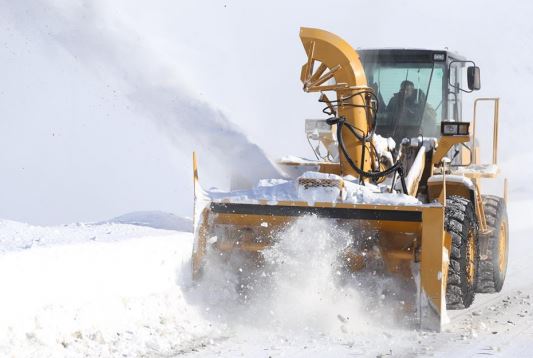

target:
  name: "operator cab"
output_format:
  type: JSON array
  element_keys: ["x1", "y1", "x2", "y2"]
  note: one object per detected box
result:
[{"x1": 358, "y1": 49, "x2": 480, "y2": 145}]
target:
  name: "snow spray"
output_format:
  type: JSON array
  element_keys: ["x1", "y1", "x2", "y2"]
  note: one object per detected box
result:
[
  {"x1": 16, "y1": 1, "x2": 281, "y2": 189},
  {"x1": 192, "y1": 216, "x2": 412, "y2": 336}
]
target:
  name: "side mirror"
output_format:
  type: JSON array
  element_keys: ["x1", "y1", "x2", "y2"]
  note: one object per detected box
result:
[{"x1": 467, "y1": 66, "x2": 481, "y2": 91}]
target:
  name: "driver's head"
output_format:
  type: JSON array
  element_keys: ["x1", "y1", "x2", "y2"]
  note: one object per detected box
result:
[{"x1": 400, "y1": 80, "x2": 415, "y2": 98}]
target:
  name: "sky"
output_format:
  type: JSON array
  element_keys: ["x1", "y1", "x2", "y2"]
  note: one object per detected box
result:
[{"x1": 1, "y1": 0, "x2": 532, "y2": 225}]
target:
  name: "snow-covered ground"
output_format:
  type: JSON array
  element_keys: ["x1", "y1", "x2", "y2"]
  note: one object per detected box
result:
[
  {"x1": 0, "y1": 218, "x2": 212, "y2": 357},
  {"x1": 1, "y1": 201, "x2": 532, "y2": 357}
]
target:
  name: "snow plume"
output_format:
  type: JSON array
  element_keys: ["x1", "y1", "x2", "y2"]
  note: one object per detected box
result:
[
  {"x1": 6, "y1": 0, "x2": 281, "y2": 189},
  {"x1": 191, "y1": 216, "x2": 415, "y2": 341},
  {"x1": 260, "y1": 216, "x2": 368, "y2": 335}
]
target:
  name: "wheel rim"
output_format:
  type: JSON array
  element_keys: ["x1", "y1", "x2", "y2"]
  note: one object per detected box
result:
[
  {"x1": 467, "y1": 229, "x2": 476, "y2": 285},
  {"x1": 498, "y1": 221, "x2": 508, "y2": 273}
]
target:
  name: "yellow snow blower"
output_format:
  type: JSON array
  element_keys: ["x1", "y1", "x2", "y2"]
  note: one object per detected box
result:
[{"x1": 191, "y1": 27, "x2": 509, "y2": 331}]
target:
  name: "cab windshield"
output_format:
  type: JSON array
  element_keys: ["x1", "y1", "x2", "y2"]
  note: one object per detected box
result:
[{"x1": 361, "y1": 61, "x2": 445, "y2": 143}]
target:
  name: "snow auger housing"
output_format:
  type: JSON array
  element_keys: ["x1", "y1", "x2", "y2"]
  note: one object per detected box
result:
[{"x1": 191, "y1": 28, "x2": 508, "y2": 331}]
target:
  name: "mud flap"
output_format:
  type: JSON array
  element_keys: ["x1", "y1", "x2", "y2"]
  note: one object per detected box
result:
[{"x1": 419, "y1": 206, "x2": 449, "y2": 331}]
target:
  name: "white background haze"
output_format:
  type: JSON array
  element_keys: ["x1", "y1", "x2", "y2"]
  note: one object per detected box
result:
[{"x1": 1, "y1": 0, "x2": 531, "y2": 224}]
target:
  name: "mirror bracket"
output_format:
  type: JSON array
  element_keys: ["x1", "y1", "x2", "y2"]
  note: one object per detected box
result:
[{"x1": 448, "y1": 60, "x2": 480, "y2": 93}]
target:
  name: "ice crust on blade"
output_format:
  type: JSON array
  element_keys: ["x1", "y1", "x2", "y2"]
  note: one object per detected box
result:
[{"x1": 208, "y1": 171, "x2": 419, "y2": 206}]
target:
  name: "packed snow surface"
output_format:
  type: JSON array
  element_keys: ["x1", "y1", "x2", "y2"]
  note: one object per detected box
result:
[{"x1": 208, "y1": 171, "x2": 420, "y2": 206}]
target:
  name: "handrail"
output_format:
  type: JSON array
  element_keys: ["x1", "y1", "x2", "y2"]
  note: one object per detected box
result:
[{"x1": 472, "y1": 97, "x2": 499, "y2": 165}]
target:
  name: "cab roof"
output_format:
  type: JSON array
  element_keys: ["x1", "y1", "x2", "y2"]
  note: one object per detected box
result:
[{"x1": 357, "y1": 48, "x2": 467, "y2": 63}]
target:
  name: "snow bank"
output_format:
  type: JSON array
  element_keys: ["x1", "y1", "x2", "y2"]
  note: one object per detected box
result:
[
  {"x1": 0, "y1": 219, "x2": 178, "y2": 253},
  {"x1": 0, "y1": 221, "x2": 220, "y2": 357},
  {"x1": 106, "y1": 211, "x2": 192, "y2": 232}
]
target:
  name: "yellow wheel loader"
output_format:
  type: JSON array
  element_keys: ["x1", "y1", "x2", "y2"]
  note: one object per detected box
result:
[{"x1": 191, "y1": 28, "x2": 509, "y2": 331}]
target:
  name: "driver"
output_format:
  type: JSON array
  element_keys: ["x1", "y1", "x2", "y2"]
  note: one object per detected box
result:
[
  {"x1": 386, "y1": 80, "x2": 437, "y2": 139},
  {"x1": 386, "y1": 80, "x2": 418, "y2": 122},
  {"x1": 387, "y1": 80, "x2": 438, "y2": 140}
]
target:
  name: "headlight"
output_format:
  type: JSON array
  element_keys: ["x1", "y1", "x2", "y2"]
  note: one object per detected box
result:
[
  {"x1": 458, "y1": 124, "x2": 470, "y2": 135},
  {"x1": 441, "y1": 121, "x2": 470, "y2": 136}
]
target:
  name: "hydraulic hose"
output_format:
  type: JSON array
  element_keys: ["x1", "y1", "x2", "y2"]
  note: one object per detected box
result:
[{"x1": 326, "y1": 116, "x2": 408, "y2": 193}]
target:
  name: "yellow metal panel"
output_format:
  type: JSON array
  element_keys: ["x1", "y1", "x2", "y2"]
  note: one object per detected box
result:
[
  {"x1": 420, "y1": 206, "x2": 446, "y2": 330},
  {"x1": 211, "y1": 211, "x2": 421, "y2": 233},
  {"x1": 318, "y1": 162, "x2": 341, "y2": 175},
  {"x1": 428, "y1": 181, "x2": 471, "y2": 202},
  {"x1": 433, "y1": 135, "x2": 470, "y2": 164},
  {"x1": 444, "y1": 231, "x2": 452, "y2": 253}
]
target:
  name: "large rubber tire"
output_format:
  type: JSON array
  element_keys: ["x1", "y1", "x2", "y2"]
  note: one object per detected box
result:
[
  {"x1": 476, "y1": 195, "x2": 509, "y2": 293},
  {"x1": 445, "y1": 196, "x2": 479, "y2": 310}
]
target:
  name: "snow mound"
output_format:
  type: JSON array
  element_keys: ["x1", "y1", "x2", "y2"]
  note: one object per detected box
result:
[
  {"x1": 0, "y1": 219, "x2": 176, "y2": 253},
  {"x1": 106, "y1": 211, "x2": 192, "y2": 232},
  {"x1": 0, "y1": 226, "x2": 218, "y2": 357}
]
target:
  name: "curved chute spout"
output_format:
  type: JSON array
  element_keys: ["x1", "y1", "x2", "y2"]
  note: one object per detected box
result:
[{"x1": 299, "y1": 27, "x2": 372, "y2": 177}]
